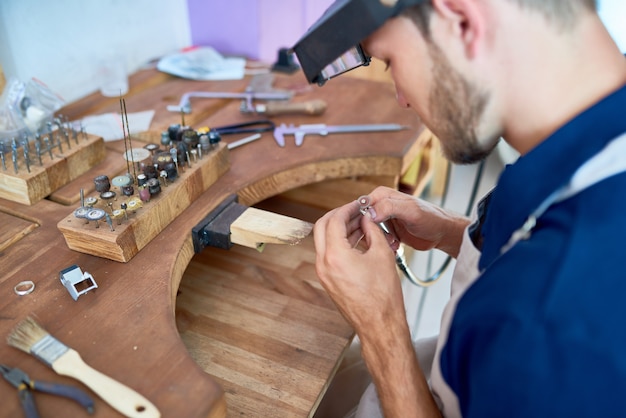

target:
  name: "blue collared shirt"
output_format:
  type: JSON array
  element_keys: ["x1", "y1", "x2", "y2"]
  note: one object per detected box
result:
[{"x1": 440, "y1": 83, "x2": 626, "y2": 417}]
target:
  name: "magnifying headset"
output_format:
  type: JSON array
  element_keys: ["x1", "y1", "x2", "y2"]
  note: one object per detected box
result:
[{"x1": 290, "y1": 0, "x2": 426, "y2": 86}]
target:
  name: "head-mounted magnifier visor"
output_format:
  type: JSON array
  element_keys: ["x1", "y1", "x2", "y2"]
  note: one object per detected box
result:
[
  {"x1": 320, "y1": 45, "x2": 371, "y2": 81},
  {"x1": 291, "y1": 0, "x2": 425, "y2": 86}
]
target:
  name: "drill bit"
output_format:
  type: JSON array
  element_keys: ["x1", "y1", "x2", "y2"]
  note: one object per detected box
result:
[
  {"x1": 70, "y1": 118, "x2": 79, "y2": 144},
  {"x1": 46, "y1": 121, "x2": 55, "y2": 145},
  {"x1": 43, "y1": 136, "x2": 53, "y2": 159},
  {"x1": 105, "y1": 213, "x2": 115, "y2": 232},
  {"x1": 35, "y1": 140, "x2": 42, "y2": 165},
  {"x1": 12, "y1": 148, "x2": 18, "y2": 174},
  {"x1": 55, "y1": 117, "x2": 71, "y2": 149},
  {"x1": 21, "y1": 137, "x2": 31, "y2": 173},
  {"x1": 0, "y1": 142, "x2": 6, "y2": 171},
  {"x1": 170, "y1": 148, "x2": 179, "y2": 173},
  {"x1": 11, "y1": 139, "x2": 18, "y2": 174},
  {"x1": 23, "y1": 148, "x2": 30, "y2": 173}
]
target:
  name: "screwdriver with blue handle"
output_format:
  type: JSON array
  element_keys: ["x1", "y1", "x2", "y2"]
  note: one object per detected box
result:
[{"x1": 1, "y1": 364, "x2": 94, "y2": 417}]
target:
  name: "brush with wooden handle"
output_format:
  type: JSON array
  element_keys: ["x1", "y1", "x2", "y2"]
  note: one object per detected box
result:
[{"x1": 7, "y1": 316, "x2": 160, "y2": 418}]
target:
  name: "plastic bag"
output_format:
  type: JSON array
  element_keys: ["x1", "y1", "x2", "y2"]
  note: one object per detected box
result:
[
  {"x1": 0, "y1": 77, "x2": 64, "y2": 138},
  {"x1": 0, "y1": 78, "x2": 28, "y2": 140}
]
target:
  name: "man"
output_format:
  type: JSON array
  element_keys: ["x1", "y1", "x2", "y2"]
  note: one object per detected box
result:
[{"x1": 296, "y1": 0, "x2": 626, "y2": 416}]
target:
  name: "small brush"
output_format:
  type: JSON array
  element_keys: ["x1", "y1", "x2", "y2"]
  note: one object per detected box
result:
[{"x1": 7, "y1": 316, "x2": 160, "y2": 418}]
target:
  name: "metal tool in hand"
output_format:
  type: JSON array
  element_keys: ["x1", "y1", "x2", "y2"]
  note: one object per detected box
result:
[
  {"x1": 358, "y1": 195, "x2": 438, "y2": 287},
  {"x1": 1, "y1": 364, "x2": 95, "y2": 417},
  {"x1": 273, "y1": 123, "x2": 408, "y2": 147}
]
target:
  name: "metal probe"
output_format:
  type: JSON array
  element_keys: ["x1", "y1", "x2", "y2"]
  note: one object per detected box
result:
[{"x1": 358, "y1": 195, "x2": 437, "y2": 287}]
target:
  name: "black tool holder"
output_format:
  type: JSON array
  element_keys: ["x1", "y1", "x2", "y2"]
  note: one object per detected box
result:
[{"x1": 192, "y1": 194, "x2": 247, "y2": 252}]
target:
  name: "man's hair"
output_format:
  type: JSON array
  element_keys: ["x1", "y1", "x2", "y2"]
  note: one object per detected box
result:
[{"x1": 402, "y1": 0, "x2": 598, "y2": 39}]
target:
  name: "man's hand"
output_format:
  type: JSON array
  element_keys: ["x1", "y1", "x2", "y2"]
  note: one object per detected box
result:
[
  {"x1": 313, "y1": 199, "x2": 402, "y2": 337},
  {"x1": 313, "y1": 190, "x2": 445, "y2": 418},
  {"x1": 364, "y1": 186, "x2": 470, "y2": 258}
]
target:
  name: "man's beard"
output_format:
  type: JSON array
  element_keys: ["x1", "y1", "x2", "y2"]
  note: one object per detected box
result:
[{"x1": 427, "y1": 44, "x2": 497, "y2": 164}]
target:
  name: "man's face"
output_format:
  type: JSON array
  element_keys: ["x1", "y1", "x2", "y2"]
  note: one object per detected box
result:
[{"x1": 363, "y1": 16, "x2": 499, "y2": 164}]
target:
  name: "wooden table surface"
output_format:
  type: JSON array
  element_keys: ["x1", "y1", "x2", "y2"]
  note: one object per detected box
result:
[{"x1": 0, "y1": 67, "x2": 427, "y2": 417}]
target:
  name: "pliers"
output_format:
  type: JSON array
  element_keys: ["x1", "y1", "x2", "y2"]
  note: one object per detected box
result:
[
  {"x1": 212, "y1": 119, "x2": 275, "y2": 135},
  {"x1": 1, "y1": 364, "x2": 94, "y2": 417}
]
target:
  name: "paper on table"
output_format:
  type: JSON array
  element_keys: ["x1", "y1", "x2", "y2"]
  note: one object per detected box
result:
[
  {"x1": 79, "y1": 110, "x2": 155, "y2": 142},
  {"x1": 156, "y1": 47, "x2": 246, "y2": 81}
]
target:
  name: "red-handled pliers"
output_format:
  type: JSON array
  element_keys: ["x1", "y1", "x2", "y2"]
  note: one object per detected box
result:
[{"x1": 1, "y1": 364, "x2": 94, "y2": 417}]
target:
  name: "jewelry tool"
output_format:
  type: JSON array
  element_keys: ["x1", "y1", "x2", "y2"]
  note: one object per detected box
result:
[
  {"x1": 167, "y1": 73, "x2": 293, "y2": 114},
  {"x1": 211, "y1": 119, "x2": 275, "y2": 135},
  {"x1": 167, "y1": 90, "x2": 292, "y2": 114},
  {"x1": 7, "y1": 316, "x2": 160, "y2": 418},
  {"x1": 227, "y1": 133, "x2": 262, "y2": 150},
  {"x1": 1, "y1": 364, "x2": 95, "y2": 417},
  {"x1": 195, "y1": 120, "x2": 273, "y2": 150},
  {"x1": 0, "y1": 141, "x2": 6, "y2": 171},
  {"x1": 59, "y1": 265, "x2": 98, "y2": 301},
  {"x1": 273, "y1": 123, "x2": 408, "y2": 147},
  {"x1": 358, "y1": 195, "x2": 436, "y2": 287},
  {"x1": 121, "y1": 98, "x2": 138, "y2": 183}
]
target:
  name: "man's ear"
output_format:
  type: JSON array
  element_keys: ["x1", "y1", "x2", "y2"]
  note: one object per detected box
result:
[{"x1": 430, "y1": 0, "x2": 485, "y2": 59}]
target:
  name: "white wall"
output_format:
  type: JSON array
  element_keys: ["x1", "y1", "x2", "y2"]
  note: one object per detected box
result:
[
  {"x1": 0, "y1": 0, "x2": 622, "y2": 105},
  {"x1": 599, "y1": 0, "x2": 626, "y2": 52},
  {"x1": 0, "y1": 0, "x2": 191, "y2": 103}
]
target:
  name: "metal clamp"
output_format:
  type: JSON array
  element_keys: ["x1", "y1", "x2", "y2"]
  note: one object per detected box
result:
[
  {"x1": 191, "y1": 194, "x2": 247, "y2": 252},
  {"x1": 167, "y1": 90, "x2": 292, "y2": 114},
  {"x1": 59, "y1": 265, "x2": 98, "y2": 301}
]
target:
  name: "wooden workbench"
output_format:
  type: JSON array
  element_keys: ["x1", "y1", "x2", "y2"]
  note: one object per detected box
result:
[{"x1": 0, "y1": 67, "x2": 430, "y2": 417}]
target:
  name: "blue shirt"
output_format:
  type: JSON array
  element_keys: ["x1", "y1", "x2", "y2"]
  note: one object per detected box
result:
[{"x1": 440, "y1": 83, "x2": 626, "y2": 417}]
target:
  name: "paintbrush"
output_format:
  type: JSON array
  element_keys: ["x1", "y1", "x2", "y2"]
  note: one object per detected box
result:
[{"x1": 7, "y1": 316, "x2": 160, "y2": 418}]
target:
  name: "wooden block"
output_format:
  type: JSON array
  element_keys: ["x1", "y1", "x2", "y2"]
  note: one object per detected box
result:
[
  {"x1": 192, "y1": 194, "x2": 313, "y2": 252},
  {"x1": 0, "y1": 134, "x2": 105, "y2": 205},
  {"x1": 48, "y1": 150, "x2": 129, "y2": 206},
  {"x1": 57, "y1": 142, "x2": 230, "y2": 262},
  {"x1": 230, "y1": 207, "x2": 313, "y2": 249}
]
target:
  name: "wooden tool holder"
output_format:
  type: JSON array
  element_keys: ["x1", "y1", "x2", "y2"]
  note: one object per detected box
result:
[
  {"x1": 0, "y1": 134, "x2": 106, "y2": 205},
  {"x1": 57, "y1": 142, "x2": 230, "y2": 262}
]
